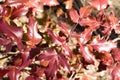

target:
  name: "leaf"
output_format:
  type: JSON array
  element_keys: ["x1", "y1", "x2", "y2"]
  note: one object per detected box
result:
[
  {"x1": 58, "y1": 22, "x2": 71, "y2": 35},
  {"x1": 78, "y1": 28, "x2": 92, "y2": 44},
  {"x1": 10, "y1": 5, "x2": 28, "y2": 19},
  {"x1": 0, "y1": 5, "x2": 11, "y2": 18},
  {"x1": 101, "y1": 52, "x2": 114, "y2": 66},
  {"x1": 58, "y1": 53, "x2": 70, "y2": 71},
  {"x1": 5, "y1": 0, "x2": 43, "y2": 13},
  {"x1": 38, "y1": 48, "x2": 58, "y2": 79},
  {"x1": 79, "y1": 16, "x2": 100, "y2": 28},
  {"x1": 45, "y1": 59, "x2": 58, "y2": 79},
  {"x1": 25, "y1": 0, "x2": 43, "y2": 13},
  {"x1": 0, "y1": 18, "x2": 24, "y2": 51},
  {"x1": 108, "y1": 12, "x2": 118, "y2": 27},
  {"x1": 61, "y1": 44, "x2": 73, "y2": 57},
  {"x1": 111, "y1": 63, "x2": 120, "y2": 80},
  {"x1": 0, "y1": 68, "x2": 8, "y2": 79},
  {"x1": 79, "y1": 6, "x2": 92, "y2": 18},
  {"x1": 30, "y1": 66, "x2": 45, "y2": 78},
  {"x1": 25, "y1": 76, "x2": 34, "y2": 80},
  {"x1": 27, "y1": 16, "x2": 42, "y2": 46},
  {"x1": 112, "y1": 48, "x2": 120, "y2": 62},
  {"x1": 8, "y1": 66, "x2": 20, "y2": 80},
  {"x1": 0, "y1": 37, "x2": 12, "y2": 51},
  {"x1": 90, "y1": 37, "x2": 117, "y2": 52},
  {"x1": 20, "y1": 47, "x2": 32, "y2": 70},
  {"x1": 47, "y1": 29, "x2": 65, "y2": 45},
  {"x1": 69, "y1": 8, "x2": 79, "y2": 23},
  {"x1": 40, "y1": 0, "x2": 59, "y2": 6},
  {"x1": 4, "y1": 0, "x2": 27, "y2": 7},
  {"x1": 89, "y1": 0, "x2": 108, "y2": 10},
  {"x1": 64, "y1": 0, "x2": 73, "y2": 9},
  {"x1": 79, "y1": 44, "x2": 95, "y2": 64},
  {"x1": 38, "y1": 48, "x2": 70, "y2": 79}
]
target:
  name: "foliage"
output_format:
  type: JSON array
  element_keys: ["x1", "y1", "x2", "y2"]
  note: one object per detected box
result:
[{"x1": 0, "y1": 0, "x2": 120, "y2": 80}]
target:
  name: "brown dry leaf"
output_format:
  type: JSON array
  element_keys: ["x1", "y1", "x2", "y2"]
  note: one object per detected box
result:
[{"x1": 64, "y1": 0, "x2": 73, "y2": 9}]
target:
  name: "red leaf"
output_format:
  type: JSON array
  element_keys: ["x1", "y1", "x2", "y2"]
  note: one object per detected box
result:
[
  {"x1": 101, "y1": 52, "x2": 114, "y2": 66},
  {"x1": 112, "y1": 48, "x2": 120, "y2": 62},
  {"x1": 8, "y1": 66, "x2": 20, "y2": 80},
  {"x1": 58, "y1": 53, "x2": 70, "y2": 71},
  {"x1": 90, "y1": 37, "x2": 117, "y2": 52},
  {"x1": 111, "y1": 63, "x2": 120, "y2": 80},
  {"x1": 45, "y1": 59, "x2": 58, "y2": 79},
  {"x1": 78, "y1": 28, "x2": 92, "y2": 44},
  {"x1": 108, "y1": 12, "x2": 118, "y2": 27},
  {"x1": 47, "y1": 29, "x2": 65, "y2": 45},
  {"x1": 79, "y1": 44, "x2": 95, "y2": 64},
  {"x1": 25, "y1": 0, "x2": 43, "y2": 13},
  {"x1": 25, "y1": 76, "x2": 34, "y2": 80},
  {"x1": 40, "y1": 0, "x2": 59, "y2": 6},
  {"x1": 5, "y1": 0, "x2": 43, "y2": 13},
  {"x1": 38, "y1": 48, "x2": 58, "y2": 79},
  {"x1": 79, "y1": 16, "x2": 100, "y2": 28},
  {"x1": 20, "y1": 47, "x2": 32, "y2": 70},
  {"x1": 27, "y1": 16, "x2": 42, "y2": 46},
  {"x1": 10, "y1": 5, "x2": 28, "y2": 19},
  {"x1": 69, "y1": 8, "x2": 79, "y2": 23},
  {"x1": 0, "y1": 18, "x2": 24, "y2": 51},
  {"x1": 61, "y1": 44, "x2": 73, "y2": 57},
  {"x1": 0, "y1": 5, "x2": 11, "y2": 17},
  {"x1": 0, "y1": 68, "x2": 8, "y2": 79},
  {"x1": 30, "y1": 66, "x2": 45, "y2": 78},
  {"x1": 89, "y1": 0, "x2": 108, "y2": 10},
  {"x1": 0, "y1": 37, "x2": 12, "y2": 51},
  {"x1": 38, "y1": 48, "x2": 70, "y2": 79},
  {"x1": 4, "y1": 0, "x2": 27, "y2": 7},
  {"x1": 79, "y1": 6, "x2": 92, "y2": 18},
  {"x1": 58, "y1": 22, "x2": 71, "y2": 35}
]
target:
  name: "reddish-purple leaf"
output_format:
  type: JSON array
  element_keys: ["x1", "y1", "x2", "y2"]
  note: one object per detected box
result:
[
  {"x1": 90, "y1": 38, "x2": 117, "y2": 52},
  {"x1": 47, "y1": 29, "x2": 65, "y2": 45},
  {"x1": 38, "y1": 48, "x2": 58, "y2": 61},
  {"x1": 40, "y1": 0, "x2": 59, "y2": 6},
  {"x1": 78, "y1": 44, "x2": 95, "y2": 64},
  {"x1": 45, "y1": 59, "x2": 58, "y2": 79},
  {"x1": 69, "y1": 8, "x2": 79, "y2": 23},
  {"x1": 61, "y1": 44, "x2": 73, "y2": 57},
  {"x1": 0, "y1": 37, "x2": 12, "y2": 51},
  {"x1": 25, "y1": 76, "x2": 34, "y2": 80},
  {"x1": 78, "y1": 28, "x2": 92, "y2": 44},
  {"x1": 10, "y1": 5, "x2": 28, "y2": 19},
  {"x1": 112, "y1": 48, "x2": 120, "y2": 62},
  {"x1": 20, "y1": 47, "x2": 32, "y2": 70},
  {"x1": 111, "y1": 63, "x2": 120, "y2": 80},
  {"x1": 79, "y1": 6, "x2": 92, "y2": 18},
  {"x1": 38, "y1": 48, "x2": 70, "y2": 79},
  {"x1": 8, "y1": 66, "x2": 20, "y2": 80},
  {"x1": 27, "y1": 16, "x2": 42, "y2": 46},
  {"x1": 0, "y1": 5, "x2": 11, "y2": 17},
  {"x1": 58, "y1": 22, "x2": 71, "y2": 35},
  {"x1": 0, "y1": 68, "x2": 8, "y2": 79},
  {"x1": 30, "y1": 66, "x2": 45, "y2": 78},
  {"x1": 58, "y1": 53, "x2": 70, "y2": 71},
  {"x1": 89, "y1": 0, "x2": 108, "y2": 10},
  {"x1": 79, "y1": 16, "x2": 100, "y2": 28},
  {"x1": 108, "y1": 12, "x2": 118, "y2": 26},
  {"x1": 4, "y1": 0, "x2": 27, "y2": 7},
  {"x1": 38, "y1": 48, "x2": 58, "y2": 79},
  {"x1": 25, "y1": 0, "x2": 43, "y2": 13},
  {"x1": 0, "y1": 18, "x2": 24, "y2": 51}
]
